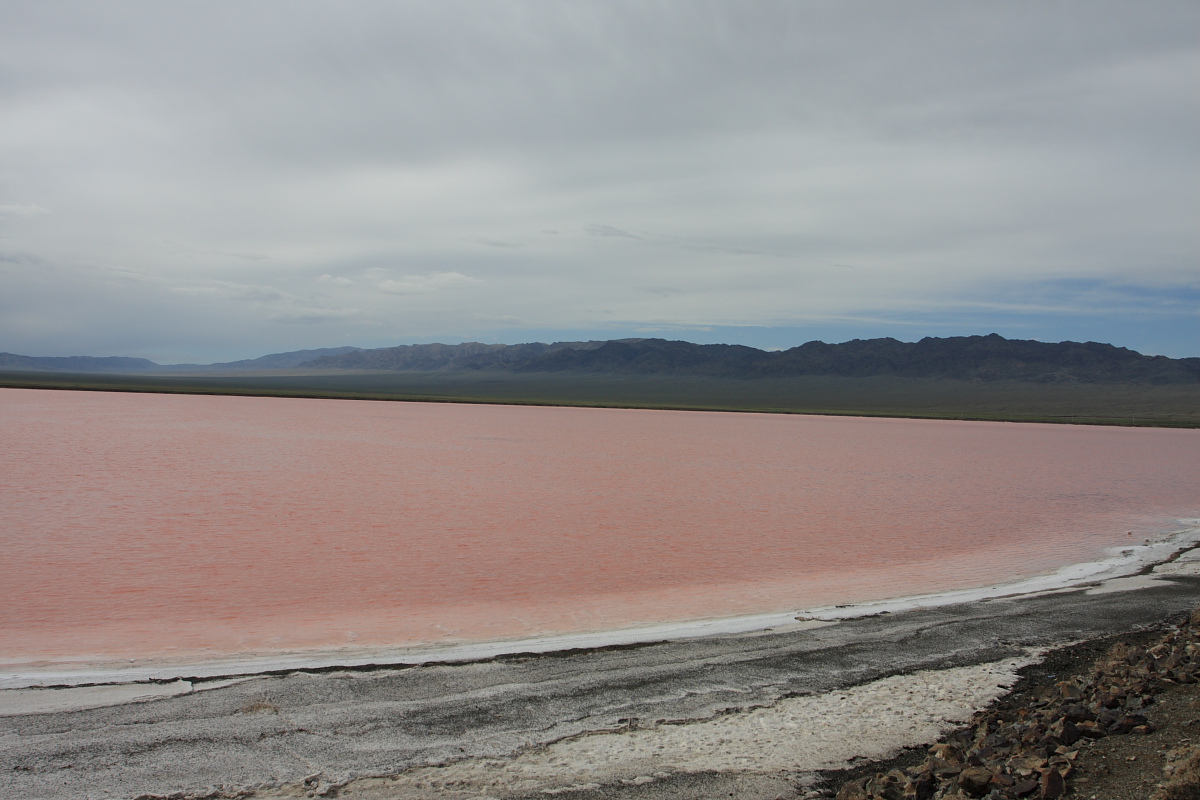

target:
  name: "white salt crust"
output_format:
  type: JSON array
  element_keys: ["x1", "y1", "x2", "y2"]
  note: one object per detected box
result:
[{"x1": 248, "y1": 655, "x2": 1043, "y2": 799}]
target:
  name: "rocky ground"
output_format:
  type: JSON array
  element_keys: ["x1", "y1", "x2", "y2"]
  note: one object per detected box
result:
[{"x1": 819, "y1": 608, "x2": 1200, "y2": 800}]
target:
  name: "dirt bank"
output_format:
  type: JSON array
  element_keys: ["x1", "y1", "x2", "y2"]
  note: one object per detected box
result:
[{"x1": 821, "y1": 609, "x2": 1200, "y2": 799}]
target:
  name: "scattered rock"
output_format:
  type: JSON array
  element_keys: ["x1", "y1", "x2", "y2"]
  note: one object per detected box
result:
[
  {"x1": 829, "y1": 606, "x2": 1200, "y2": 800},
  {"x1": 1037, "y1": 767, "x2": 1064, "y2": 798},
  {"x1": 956, "y1": 765, "x2": 993, "y2": 796}
]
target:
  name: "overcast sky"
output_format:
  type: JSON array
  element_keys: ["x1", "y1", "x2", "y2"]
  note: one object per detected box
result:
[{"x1": 1, "y1": 1, "x2": 1196, "y2": 362}]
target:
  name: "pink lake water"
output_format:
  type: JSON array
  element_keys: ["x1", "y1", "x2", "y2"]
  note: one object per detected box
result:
[{"x1": 1, "y1": 388, "x2": 1198, "y2": 668}]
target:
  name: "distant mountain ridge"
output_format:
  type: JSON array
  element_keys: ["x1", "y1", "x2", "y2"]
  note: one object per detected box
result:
[
  {"x1": 0, "y1": 353, "x2": 162, "y2": 373},
  {"x1": 2, "y1": 335, "x2": 1197, "y2": 383},
  {"x1": 159, "y1": 346, "x2": 362, "y2": 372},
  {"x1": 306, "y1": 334, "x2": 1200, "y2": 384},
  {"x1": 302, "y1": 339, "x2": 638, "y2": 371},
  {"x1": 0, "y1": 347, "x2": 361, "y2": 374}
]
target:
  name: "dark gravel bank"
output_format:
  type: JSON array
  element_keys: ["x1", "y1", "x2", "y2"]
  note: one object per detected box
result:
[{"x1": 819, "y1": 608, "x2": 1200, "y2": 799}]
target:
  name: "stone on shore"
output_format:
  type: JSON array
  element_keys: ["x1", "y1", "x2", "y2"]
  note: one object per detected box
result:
[{"x1": 830, "y1": 605, "x2": 1200, "y2": 800}]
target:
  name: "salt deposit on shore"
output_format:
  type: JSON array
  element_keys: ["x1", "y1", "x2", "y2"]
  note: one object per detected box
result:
[{"x1": 263, "y1": 656, "x2": 1041, "y2": 800}]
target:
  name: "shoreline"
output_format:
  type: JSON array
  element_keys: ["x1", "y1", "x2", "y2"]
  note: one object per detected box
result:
[
  {"x1": 5, "y1": 567, "x2": 1200, "y2": 800},
  {"x1": 3, "y1": 521, "x2": 1197, "y2": 700}
]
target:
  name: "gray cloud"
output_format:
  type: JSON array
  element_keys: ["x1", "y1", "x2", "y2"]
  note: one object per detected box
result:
[
  {"x1": 376, "y1": 271, "x2": 483, "y2": 295},
  {"x1": 171, "y1": 281, "x2": 287, "y2": 303},
  {"x1": 269, "y1": 307, "x2": 363, "y2": 325},
  {"x1": 0, "y1": 1, "x2": 1196, "y2": 360},
  {"x1": 586, "y1": 225, "x2": 642, "y2": 239},
  {"x1": 0, "y1": 203, "x2": 49, "y2": 218}
]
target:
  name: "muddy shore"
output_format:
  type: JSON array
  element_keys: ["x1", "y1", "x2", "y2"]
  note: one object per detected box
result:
[{"x1": 3, "y1": 553, "x2": 1200, "y2": 800}]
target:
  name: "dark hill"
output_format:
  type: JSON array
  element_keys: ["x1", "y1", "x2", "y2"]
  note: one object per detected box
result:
[
  {"x1": 305, "y1": 340, "x2": 631, "y2": 371},
  {"x1": 0, "y1": 353, "x2": 160, "y2": 372},
  {"x1": 158, "y1": 346, "x2": 363, "y2": 372},
  {"x1": 4, "y1": 335, "x2": 1196, "y2": 383},
  {"x1": 0, "y1": 347, "x2": 362, "y2": 373},
  {"x1": 306, "y1": 334, "x2": 1200, "y2": 384}
]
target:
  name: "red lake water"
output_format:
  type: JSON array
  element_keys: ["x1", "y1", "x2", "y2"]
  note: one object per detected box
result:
[{"x1": 1, "y1": 388, "x2": 1197, "y2": 669}]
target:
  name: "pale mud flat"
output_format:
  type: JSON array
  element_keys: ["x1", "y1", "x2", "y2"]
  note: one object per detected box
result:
[{"x1": 258, "y1": 657, "x2": 1039, "y2": 800}]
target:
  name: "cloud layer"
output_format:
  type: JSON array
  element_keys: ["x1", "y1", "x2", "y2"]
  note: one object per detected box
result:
[{"x1": 1, "y1": 1, "x2": 1196, "y2": 361}]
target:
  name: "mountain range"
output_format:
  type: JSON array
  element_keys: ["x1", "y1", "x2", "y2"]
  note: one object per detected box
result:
[
  {"x1": 2, "y1": 335, "x2": 1197, "y2": 384},
  {"x1": 0, "y1": 347, "x2": 360, "y2": 374}
]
